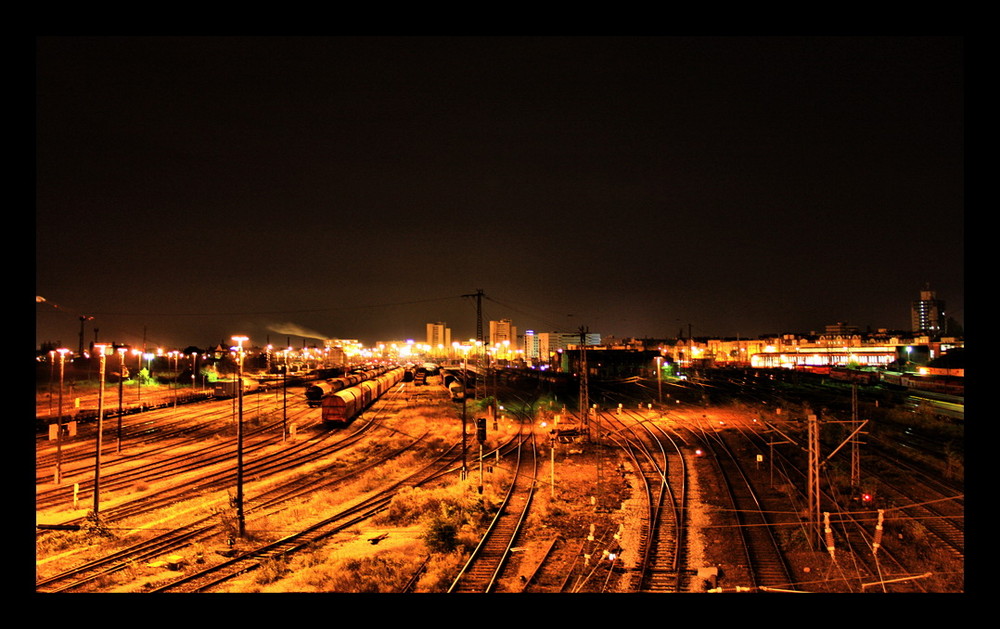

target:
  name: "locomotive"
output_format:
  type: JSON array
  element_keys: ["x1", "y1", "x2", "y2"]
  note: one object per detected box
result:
[{"x1": 321, "y1": 367, "x2": 405, "y2": 427}]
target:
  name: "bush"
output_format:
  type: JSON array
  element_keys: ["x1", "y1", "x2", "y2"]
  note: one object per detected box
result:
[{"x1": 423, "y1": 518, "x2": 460, "y2": 552}]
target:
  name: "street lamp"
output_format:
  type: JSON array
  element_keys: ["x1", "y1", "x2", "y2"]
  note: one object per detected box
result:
[
  {"x1": 54, "y1": 348, "x2": 70, "y2": 484},
  {"x1": 191, "y1": 352, "x2": 198, "y2": 392},
  {"x1": 117, "y1": 346, "x2": 127, "y2": 453},
  {"x1": 170, "y1": 351, "x2": 179, "y2": 408},
  {"x1": 132, "y1": 349, "x2": 142, "y2": 403},
  {"x1": 655, "y1": 356, "x2": 663, "y2": 405},
  {"x1": 232, "y1": 335, "x2": 249, "y2": 538},
  {"x1": 282, "y1": 347, "x2": 290, "y2": 441},
  {"x1": 93, "y1": 344, "x2": 109, "y2": 520}
]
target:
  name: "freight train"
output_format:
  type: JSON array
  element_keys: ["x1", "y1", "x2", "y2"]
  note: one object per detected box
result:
[
  {"x1": 879, "y1": 371, "x2": 964, "y2": 397},
  {"x1": 828, "y1": 367, "x2": 880, "y2": 385},
  {"x1": 828, "y1": 367, "x2": 964, "y2": 397},
  {"x1": 305, "y1": 366, "x2": 390, "y2": 407},
  {"x1": 321, "y1": 367, "x2": 405, "y2": 427}
]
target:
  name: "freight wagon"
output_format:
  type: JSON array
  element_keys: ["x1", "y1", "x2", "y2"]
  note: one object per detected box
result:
[{"x1": 320, "y1": 367, "x2": 404, "y2": 427}]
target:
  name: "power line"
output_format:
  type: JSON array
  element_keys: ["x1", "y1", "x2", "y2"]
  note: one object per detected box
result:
[{"x1": 85, "y1": 295, "x2": 465, "y2": 318}]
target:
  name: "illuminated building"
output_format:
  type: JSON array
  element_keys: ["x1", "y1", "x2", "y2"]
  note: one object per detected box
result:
[
  {"x1": 523, "y1": 330, "x2": 539, "y2": 362},
  {"x1": 911, "y1": 285, "x2": 946, "y2": 336},
  {"x1": 489, "y1": 318, "x2": 517, "y2": 349},
  {"x1": 426, "y1": 322, "x2": 451, "y2": 358}
]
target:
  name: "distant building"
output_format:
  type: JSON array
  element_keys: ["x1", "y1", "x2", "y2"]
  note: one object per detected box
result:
[
  {"x1": 523, "y1": 330, "x2": 539, "y2": 362},
  {"x1": 825, "y1": 322, "x2": 860, "y2": 336},
  {"x1": 426, "y1": 322, "x2": 451, "y2": 359},
  {"x1": 489, "y1": 318, "x2": 517, "y2": 349},
  {"x1": 536, "y1": 331, "x2": 601, "y2": 366},
  {"x1": 911, "y1": 285, "x2": 946, "y2": 336}
]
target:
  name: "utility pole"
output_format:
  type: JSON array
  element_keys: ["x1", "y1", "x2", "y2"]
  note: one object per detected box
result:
[
  {"x1": 579, "y1": 326, "x2": 589, "y2": 439},
  {"x1": 851, "y1": 384, "x2": 860, "y2": 488},
  {"x1": 807, "y1": 413, "x2": 820, "y2": 548},
  {"x1": 462, "y1": 289, "x2": 485, "y2": 398}
]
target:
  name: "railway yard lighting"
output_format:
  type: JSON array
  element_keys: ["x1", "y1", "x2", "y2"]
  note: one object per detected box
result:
[
  {"x1": 191, "y1": 352, "x2": 198, "y2": 391},
  {"x1": 232, "y1": 335, "x2": 249, "y2": 538},
  {"x1": 92, "y1": 344, "x2": 109, "y2": 520},
  {"x1": 117, "y1": 346, "x2": 127, "y2": 453},
  {"x1": 131, "y1": 349, "x2": 142, "y2": 402},
  {"x1": 282, "y1": 347, "x2": 291, "y2": 441},
  {"x1": 54, "y1": 348, "x2": 70, "y2": 484},
  {"x1": 655, "y1": 356, "x2": 663, "y2": 404}
]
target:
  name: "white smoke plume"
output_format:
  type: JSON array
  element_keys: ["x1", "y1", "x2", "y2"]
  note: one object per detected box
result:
[{"x1": 266, "y1": 322, "x2": 329, "y2": 341}]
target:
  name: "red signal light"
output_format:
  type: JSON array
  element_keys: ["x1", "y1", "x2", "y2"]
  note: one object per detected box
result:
[{"x1": 861, "y1": 493, "x2": 873, "y2": 502}]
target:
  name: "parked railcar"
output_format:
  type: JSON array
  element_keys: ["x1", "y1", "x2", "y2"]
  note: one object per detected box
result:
[
  {"x1": 829, "y1": 367, "x2": 880, "y2": 385},
  {"x1": 305, "y1": 378, "x2": 348, "y2": 407},
  {"x1": 213, "y1": 379, "x2": 255, "y2": 398},
  {"x1": 878, "y1": 371, "x2": 964, "y2": 397},
  {"x1": 304, "y1": 369, "x2": 385, "y2": 407},
  {"x1": 321, "y1": 367, "x2": 404, "y2": 427}
]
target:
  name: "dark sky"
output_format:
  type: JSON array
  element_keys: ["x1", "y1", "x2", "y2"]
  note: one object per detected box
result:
[{"x1": 35, "y1": 36, "x2": 964, "y2": 351}]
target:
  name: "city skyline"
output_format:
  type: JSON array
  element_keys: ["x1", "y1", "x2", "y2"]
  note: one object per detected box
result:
[
  {"x1": 36, "y1": 37, "x2": 963, "y2": 351},
  {"x1": 37, "y1": 283, "x2": 961, "y2": 355}
]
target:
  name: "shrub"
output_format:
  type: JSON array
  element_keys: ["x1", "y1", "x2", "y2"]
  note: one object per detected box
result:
[{"x1": 423, "y1": 517, "x2": 460, "y2": 553}]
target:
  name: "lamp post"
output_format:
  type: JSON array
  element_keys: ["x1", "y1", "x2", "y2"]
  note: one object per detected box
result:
[
  {"x1": 282, "y1": 347, "x2": 290, "y2": 441},
  {"x1": 461, "y1": 355, "x2": 468, "y2": 476},
  {"x1": 171, "y1": 351, "x2": 179, "y2": 408},
  {"x1": 191, "y1": 352, "x2": 198, "y2": 393},
  {"x1": 93, "y1": 344, "x2": 109, "y2": 520},
  {"x1": 117, "y1": 346, "x2": 127, "y2": 453},
  {"x1": 232, "y1": 335, "x2": 249, "y2": 538},
  {"x1": 132, "y1": 349, "x2": 142, "y2": 403},
  {"x1": 55, "y1": 348, "x2": 69, "y2": 484},
  {"x1": 48, "y1": 350, "x2": 55, "y2": 417},
  {"x1": 655, "y1": 356, "x2": 663, "y2": 405}
]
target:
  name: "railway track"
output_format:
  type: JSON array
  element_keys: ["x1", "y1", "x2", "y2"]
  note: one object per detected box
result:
[
  {"x1": 36, "y1": 390, "x2": 315, "y2": 502},
  {"x1": 731, "y1": 415, "x2": 947, "y2": 592},
  {"x1": 688, "y1": 417, "x2": 797, "y2": 592},
  {"x1": 36, "y1": 383, "x2": 420, "y2": 592},
  {"x1": 448, "y1": 425, "x2": 538, "y2": 593},
  {"x1": 600, "y1": 410, "x2": 689, "y2": 592},
  {"x1": 148, "y1": 442, "x2": 461, "y2": 593}
]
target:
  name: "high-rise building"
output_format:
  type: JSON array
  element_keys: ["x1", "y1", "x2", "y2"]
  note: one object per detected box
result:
[
  {"x1": 523, "y1": 330, "x2": 539, "y2": 362},
  {"x1": 489, "y1": 318, "x2": 517, "y2": 349},
  {"x1": 911, "y1": 285, "x2": 945, "y2": 335},
  {"x1": 426, "y1": 322, "x2": 451, "y2": 352}
]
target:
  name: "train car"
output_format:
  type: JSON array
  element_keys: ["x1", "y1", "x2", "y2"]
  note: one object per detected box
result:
[
  {"x1": 448, "y1": 380, "x2": 465, "y2": 401},
  {"x1": 213, "y1": 379, "x2": 255, "y2": 398},
  {"x1": 321, "y1": 367, "x2": 404, "y2": 427},
  {"x1": 304, "y1": 369, "x2": 385, "y2": 407},
  {"x1": 305, "y1": 378, "x2": 349, "y2": 407},
  {"x1": 829, "y1": 367, "x2": 880, "y2": 386},
  {"x1": 878, "y1": 371, "x2": 964, "y2": 397},
  {"x1": 879, "y1": 371, "x2": 907, "y2": 389},
  {"x1": 901, "y1": 374, "x2": 965, "y2": 397}
]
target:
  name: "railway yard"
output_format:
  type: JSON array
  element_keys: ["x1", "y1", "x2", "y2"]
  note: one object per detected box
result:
[{"x1": 33, "y1": 367, "x2": 965, "y2": 595}]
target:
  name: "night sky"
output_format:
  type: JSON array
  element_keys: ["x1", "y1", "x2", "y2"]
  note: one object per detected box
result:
[{"x1": 35, "y1": 36, "x2": 964, "y2": 351}]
